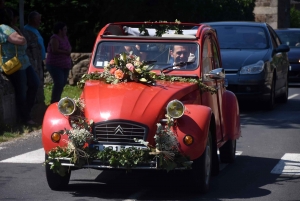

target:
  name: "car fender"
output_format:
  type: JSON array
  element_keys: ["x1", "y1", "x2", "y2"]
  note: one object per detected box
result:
[
  {"x1": 175, "y1": 104, "x2": 212, "y2": 160},
  {"x1": 222, "y1": 90, "x2": 241, "y2": 140},
  {"x1": 42, "y1": 103, "x2": 72, "y2": 153}
]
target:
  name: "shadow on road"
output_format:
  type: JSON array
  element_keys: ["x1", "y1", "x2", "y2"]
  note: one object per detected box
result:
[{"x1": 62, "y1": 155, "x2": 300, "y2": 200}]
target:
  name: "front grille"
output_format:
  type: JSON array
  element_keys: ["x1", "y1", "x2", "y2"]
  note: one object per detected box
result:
[
  {"x1": 93, "y1": 121, "x2": 148, "y2": 145},
  {"x1": 224, "y1": 69, "x2": 238, "y2": 75}
]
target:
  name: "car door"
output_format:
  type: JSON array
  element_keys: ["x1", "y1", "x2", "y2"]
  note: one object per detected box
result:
[
  {"x1": 201, "y1": 34, "x2": 224, "y2": 143},
  {"x1": 268, "y1": 25, "x2": 288, "y2": 91}
]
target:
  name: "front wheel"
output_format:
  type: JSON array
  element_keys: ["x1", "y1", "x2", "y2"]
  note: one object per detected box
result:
[
  {"x1": 277, "y1": 74, "x2": 288, "y2": 103},
  {"x1": 219, "y1": 139, "x2": 236, "y2": 163},
  {"x1": 191, "y1": 131, "x2": 212, "y2": 193},
  {"x1": 265, "y1": 78, "x2": 275, "y2": 110},
  {"x1": 45, "y1": 154, "x2": 71, "y2": 191}
]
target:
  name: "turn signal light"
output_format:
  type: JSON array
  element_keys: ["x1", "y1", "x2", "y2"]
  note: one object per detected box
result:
[
  {"x1": 183, "y1": 135, "x2": 193, "y2": 146},
  {"x1": 51, "y1": 132, "x2": 61, "y2": 143}
]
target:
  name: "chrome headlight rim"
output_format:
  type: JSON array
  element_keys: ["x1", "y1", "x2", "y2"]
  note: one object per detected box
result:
[
  {"x1": 58, "y1": 97, "x2": 76, "y2": 116},
  {"x1": 166, "y1": 99, "x2": 185, "y2": 119}
]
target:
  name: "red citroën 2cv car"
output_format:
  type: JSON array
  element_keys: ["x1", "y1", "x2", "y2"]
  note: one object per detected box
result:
[{"x1": 42, "y1": 21, "x2": 241, "y2": 193}]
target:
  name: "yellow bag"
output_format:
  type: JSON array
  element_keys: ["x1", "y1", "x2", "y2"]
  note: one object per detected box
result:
[{"x1": 0, "y1": 45, "x2": 22, "y2": 75}]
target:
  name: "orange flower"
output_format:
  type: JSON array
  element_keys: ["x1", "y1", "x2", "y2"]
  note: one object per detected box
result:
[
  {"x1": 114, "y1": 69, "x2": 124, "y2": 79},
  {"x1": 109, "y1": 59, "x2": 115, "y2": 65},
  {"x1": 110, "y1": 67, "x2": 116, "y2": 74}
]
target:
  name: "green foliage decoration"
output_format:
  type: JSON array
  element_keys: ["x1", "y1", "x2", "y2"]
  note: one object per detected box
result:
[
  {"x1": 45, "y1": 99, "x2": 192, "y2": 176},
  {"x1": 290, "y1": 6, "x2": 300, "y2": 28},
  {"x1": 139, "y1": 20, "x2": 183, "y2": 37},
  {"x1": 77, "y1": 67, "x2": 217, "y2": 94}
]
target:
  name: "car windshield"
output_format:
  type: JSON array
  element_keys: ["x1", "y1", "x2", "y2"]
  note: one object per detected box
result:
[
  {"x1": 212, "y1": 25, "x2": 268, "y2": 49},
  {"x1": 93, "y1": 42, "x2": 199, "y2": 70},
  {"x1": 276, "y1": 31, "x2": 300, "y2": 48}
]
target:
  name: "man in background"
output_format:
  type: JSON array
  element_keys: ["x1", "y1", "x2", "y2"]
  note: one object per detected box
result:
[
  {"x1": 24, "y1": 11, "x2": 46, "y2": 64},
  {"x1": 23, "y1": 11, "x2": 47, "y2": 122}
]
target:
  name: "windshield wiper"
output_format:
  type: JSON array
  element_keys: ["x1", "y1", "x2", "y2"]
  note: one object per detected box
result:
[
  {"x1": 143, "y1": 60, "x2": 157, "y2": 64},
  {"x1": 160, "y1": 61, "x2": 194, "y2": 74}
]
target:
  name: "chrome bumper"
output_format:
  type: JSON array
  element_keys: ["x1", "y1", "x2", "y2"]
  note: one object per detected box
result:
[{"x1": 48, "y1": 157, "x2": 192, "y2": 170}]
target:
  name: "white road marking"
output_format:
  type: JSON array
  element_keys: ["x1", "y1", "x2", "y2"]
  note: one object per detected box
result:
[
  {"x1": 0, "y1": 149, "x2": 243, "y2": 166},
  {"x1": 288, "y1": 94, "x2": 299, "y2": 99},
  {"x1": 271, "y1": 153, "x2": 300, "y2": 176},
  {"x1": 0, "y1": 148, "x2": 45, "y2": 164},
  {"x1": 217, "y1": 150, "x2": 242, "y2": 155}
]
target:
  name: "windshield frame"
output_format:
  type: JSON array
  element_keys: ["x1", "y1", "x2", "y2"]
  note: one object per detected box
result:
[{"x1": 93, "y1": 41, "x2": 200, "y2": 71}]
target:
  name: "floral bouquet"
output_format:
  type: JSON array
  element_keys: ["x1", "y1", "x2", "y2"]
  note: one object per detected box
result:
[{"x1": 102, "y1": 53, "x2": 157, "y2": 85}]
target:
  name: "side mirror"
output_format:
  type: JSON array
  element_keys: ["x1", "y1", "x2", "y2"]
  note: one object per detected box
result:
[
  {"x1": 205, "y1": 68, "x2": 225, "y2": 80},
  {"x1": 274, "y1": 44, "x2": 290, "y2": 54}
]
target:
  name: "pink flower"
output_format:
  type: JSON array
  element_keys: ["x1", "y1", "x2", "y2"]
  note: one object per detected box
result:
[
  {"x1": 110, "y1": 67, "x2": 116, "y2": 74},
  {"x1": 109, "y1": 60, "x2": 115, "y2": 65},
  {"x1": 114, "y1": 69, "x2": 124, "y2": 79},
  {"x1": 126, "y1": 63, "x2": 134, "y2": 72}
]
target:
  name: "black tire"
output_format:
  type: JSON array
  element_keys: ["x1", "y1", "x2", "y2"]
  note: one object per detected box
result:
[
  {"x1": 219, "y1": 139, "x2": 236, "y2": 163},
  {"x1": 277, "y1": 75, "x2": 288, "y2": 103},
  {"x1": 265, "y1": 78, "x2": 275, "y2": 110},
  {"x1": 191, "y1": 131, "x2": 212, "y2": 194},
  {"x1": 45, "y1": 154, "x2": 71, "y2": 191},
  {"x1": 211, "y1": 133, "x2": 219, "y2": 176}
]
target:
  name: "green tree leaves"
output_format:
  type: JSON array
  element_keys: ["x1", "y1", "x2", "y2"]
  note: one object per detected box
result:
[{"x1": 8, "y1": 0, "x2": 255, "y2": 52}]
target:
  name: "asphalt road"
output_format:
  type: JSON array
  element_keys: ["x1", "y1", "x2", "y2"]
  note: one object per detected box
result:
[{"x1": 0, "y1": 87, "x2": 300, "y2": 201}]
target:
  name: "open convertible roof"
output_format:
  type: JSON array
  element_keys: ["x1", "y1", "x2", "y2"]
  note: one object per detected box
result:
[{"x1": 98, "y1": 22, "x2": 205, "y2": 39}]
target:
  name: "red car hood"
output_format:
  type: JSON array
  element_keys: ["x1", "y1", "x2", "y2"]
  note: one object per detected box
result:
[{"x1": 82, "y1": 80, "x2": 198, "y2": 125}]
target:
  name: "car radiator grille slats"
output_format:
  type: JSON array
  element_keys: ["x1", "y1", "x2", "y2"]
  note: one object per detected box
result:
[{"x1": 94, "y1": 122, "x2": 147, "y2": 145}]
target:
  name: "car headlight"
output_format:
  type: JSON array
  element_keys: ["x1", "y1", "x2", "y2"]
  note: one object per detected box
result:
[
  {"x1": 240, "y1": 60, "x2": 264, "y2": 74},
  {"x1": 58, "y1": 97, "x2": 76, "y2": 115},
  {"x1": 166, "y1": 100, "x2": 185, "y2": 118}
]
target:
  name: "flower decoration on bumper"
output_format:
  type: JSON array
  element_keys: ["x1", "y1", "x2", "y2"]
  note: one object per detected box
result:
[{"x1": 45, "y1": 98, "x2": 191, "y2": 176}]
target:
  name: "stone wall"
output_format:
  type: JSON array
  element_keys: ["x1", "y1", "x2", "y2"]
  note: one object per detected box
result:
[{"x1": 254, "y1": 0, "x2": 290, "y2": 29}]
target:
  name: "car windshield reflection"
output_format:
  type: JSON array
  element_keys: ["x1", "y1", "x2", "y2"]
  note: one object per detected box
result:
[
  {"x1": 276, "y1": 31, "x2": 300, "y2": 48},
  {"x1": 212, "y1": 25, "x2": 268, "y2": 49}
]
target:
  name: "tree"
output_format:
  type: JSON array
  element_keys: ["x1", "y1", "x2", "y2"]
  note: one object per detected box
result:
[
  {"x1": 290, "y1": 6, "x2": 300, "y2": 28},
  {"x1": 8, "y1": 0, "x2": 255, "y2": 52}
]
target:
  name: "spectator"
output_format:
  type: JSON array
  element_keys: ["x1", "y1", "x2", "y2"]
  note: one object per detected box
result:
[
  {"x1": 0, "y1": 9, "x2": 40, "y2": 125},
  {"x1": 45, "y1": 21, "x2": 72, "y2": 104},
  {"x1": 24, "y1": 11, "x2": 46, "y2": 62},
  {"x1": 23, "y1": 11, "x2": 45, "y2": 107}
]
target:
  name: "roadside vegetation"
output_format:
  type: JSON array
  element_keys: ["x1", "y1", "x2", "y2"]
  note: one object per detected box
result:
[
  {"x1": 290, "y1": 6, "x2": 300, "y2": 28},
  {"x1": 0, "y1": 84, "x2": 82, "y2": 143},
  {"x1": 5, "y1": 0, "x2": 255, "y2": 53}
]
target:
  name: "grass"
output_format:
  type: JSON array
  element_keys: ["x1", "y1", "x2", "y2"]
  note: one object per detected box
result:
[
  {"x1": 44, "y1": 84, "x2": 82, "y2": 105},
  {"x1": 0, "y1": 84, "x2": 82, "y2": 143}
]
